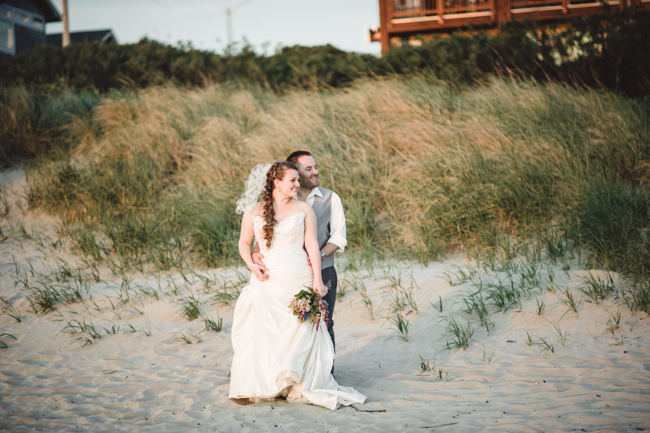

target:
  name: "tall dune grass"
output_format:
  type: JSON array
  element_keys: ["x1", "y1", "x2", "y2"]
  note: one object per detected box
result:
[
  {"x1": 0, "y1": 86, "x2": 102, "y2": 163},
  {"x1": 12, "y1": 77, "x2": 650, "y2": 281}
]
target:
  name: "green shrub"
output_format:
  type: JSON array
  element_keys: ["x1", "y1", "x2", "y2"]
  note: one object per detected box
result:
[
  {"x1": 0, "y1": 8, "x2": 648, "y2": 98},
  {"x1": 579, "y1": 179, "x2": 649, "y2": 274},
  {"x1": 16, "y1": 77, "x2": 648, "y2": 281}
]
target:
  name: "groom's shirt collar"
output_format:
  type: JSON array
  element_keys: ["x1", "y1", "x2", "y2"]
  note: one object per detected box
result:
[{"x1": 307, "y1": 187, "x2": 323, "y2": 201}]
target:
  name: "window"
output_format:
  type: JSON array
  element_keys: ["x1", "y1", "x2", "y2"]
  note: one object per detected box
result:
[
  {"x1": 0, "y1": 20, "x2": 14, "y2": 52},
  {"x1": 0, "y1": 6, "x2": 45, "y2": 34}
]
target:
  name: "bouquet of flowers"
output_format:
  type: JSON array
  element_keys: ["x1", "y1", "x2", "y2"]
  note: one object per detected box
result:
[{"x1": 289, "y1": 285, "x2": 330, "y2": 331}]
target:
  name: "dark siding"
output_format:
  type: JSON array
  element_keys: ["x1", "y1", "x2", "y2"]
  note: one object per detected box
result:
[
  {"x1": 0, "y1": 0, "x2": 42, "y2": 15},
  {"x1": 14, "y1": 22, "x2": 45, "y2": 55},
  {"x1": 45, "y1": 32, "x2": 60, "y2": 46},
  {"x1": 47, "y1": 30, "x2": 118, "y2": 47}
]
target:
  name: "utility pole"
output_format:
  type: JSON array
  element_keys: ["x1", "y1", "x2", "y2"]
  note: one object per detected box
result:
[
  {"x1": 62, "y1": 0, "x2": 70, "y2": 47},
  {"x1": 226, "y1": 7, "x2": 232, "y2": 46}
]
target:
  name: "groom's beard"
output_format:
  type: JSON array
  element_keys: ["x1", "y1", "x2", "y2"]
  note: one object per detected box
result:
[{"x1": 299, "y1": 174, "x2": 318, "y2": 189}]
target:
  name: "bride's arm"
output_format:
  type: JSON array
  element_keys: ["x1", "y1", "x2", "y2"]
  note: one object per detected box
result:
[
  {"x1": 238, "y1": 212, "x2": 268, "y2": 281},
  {"x1": 304, "y1": 207, "x2": 326, "y2": 297}
]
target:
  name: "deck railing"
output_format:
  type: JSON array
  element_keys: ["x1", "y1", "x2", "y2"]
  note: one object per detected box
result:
[
  {"x1": 389, "y1": 0, "x2": 610, "y2": 18},
  {"x1": 392, "y1": 0, "x2": 492, "y2": 17},
  {"x1": 373, "y1": 0, "x2": 649, "y2": 51},
  {"x1": 509, "y1": 0, "x2": 562, "y2": 7},
  {"x1": 444, "y1": 0, "x2": 493, "y2": 13},
  {"x1": 392, "y1": 0, "x2": 436, "y2": 15}
]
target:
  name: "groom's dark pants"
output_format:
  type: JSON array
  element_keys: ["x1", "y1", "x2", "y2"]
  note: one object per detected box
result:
[{"x1": 321, "y1": 266, "x2": 338, "y2": 355}]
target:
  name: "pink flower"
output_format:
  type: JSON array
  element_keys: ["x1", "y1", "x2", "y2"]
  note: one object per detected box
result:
[{"x1": 290, "y1": 287, "x2": 330, "y2": 330}]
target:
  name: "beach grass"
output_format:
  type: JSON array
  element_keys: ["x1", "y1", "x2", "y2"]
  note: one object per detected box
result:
[
  {"x1": 1, "y1": 75, "x2": 647, "y2": 311},
  {"x1": 0, "y1": 333, "x2": 17, "y2": 349},
  {"x1": 580, "y1": 273, "x2": 615, "y2": 305},
  {"x1": 203, "y1": 314, "x2": 223, "y2": 332},
  {"x1": 560, "y1": 288, "x2": 581, "y2": 315},
  {"x1": 180, "y1": 293, "x2": 201, "y2": 321},
  {"x1": 445, "y1": 316, "x2": 475, "y2": 350},
  {"x1": 0, "y1": 297, "x2": 21, "y2": 322},
  {"x1": 389, "y1": 312, "x2": 410, "y2": 342},
  {"x1": 359, "y1": 289, "x2": 374, "y2": 320}
]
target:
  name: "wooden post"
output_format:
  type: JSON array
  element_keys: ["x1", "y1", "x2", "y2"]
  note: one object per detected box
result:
[
  {"x1": 561, "y1": 0, "x2": 568, "y2": 14},
  {"x1": 438, "y1": 0, "x2": 444, "y2": 22},
  {"x1": 496, "y1": 0, "x2": 509, "y2": 26},
  {"x1": 62, "y1": 0, "x2": 70, "y2": 47},
  {"x1": 496, "y1": 0, "x2": 503, "y2": 26},
  {"x1": 379, "y1": 0, "x2": 390, "y2": 54}
]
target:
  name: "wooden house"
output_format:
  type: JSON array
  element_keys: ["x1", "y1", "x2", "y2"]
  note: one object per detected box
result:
[
  {"x1": 368, "y1": 0, "x2": 650, "y2": 52},
  {"x1": 0, "y1": 0, "x2": 60, "y2": 56}
]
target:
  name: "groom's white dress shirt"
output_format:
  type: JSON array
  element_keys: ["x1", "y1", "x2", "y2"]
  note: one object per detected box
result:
[{"x1": 305, "y1": 187, "x2": 347, "y2": 252}]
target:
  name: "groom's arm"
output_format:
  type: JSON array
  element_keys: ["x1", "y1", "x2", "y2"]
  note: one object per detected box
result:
[
  {"x1": 238, "y1": 212, "x2": 268, "y2": 281},
  {"x1": 321, "y1": 192, "x2": 347, "y2": 258},
  {"x1": 320, "y1": 242, "x2": 339, "y2": 257},
  {"x1": 251, "y1": 240, "x2": 265, "y2": 266}
]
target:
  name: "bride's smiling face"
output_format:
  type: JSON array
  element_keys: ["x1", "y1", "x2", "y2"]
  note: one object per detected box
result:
[{"x1": 274, "y1": 169, "x2": 300, "y2": 198}]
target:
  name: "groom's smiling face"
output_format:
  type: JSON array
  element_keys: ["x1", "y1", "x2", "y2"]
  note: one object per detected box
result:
[{"x1": 295, "y1": 155, "x2": 319, "y2": 189}]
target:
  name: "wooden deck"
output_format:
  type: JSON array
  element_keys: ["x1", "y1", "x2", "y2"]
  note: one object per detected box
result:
[{"x1": 369, "y1": 0, "x2": 650, "y2": 51}]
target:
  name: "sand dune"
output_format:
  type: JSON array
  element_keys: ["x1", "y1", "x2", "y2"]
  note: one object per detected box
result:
[{"x1": 1, "y1": 170, "x2": 649, "y2": 432}]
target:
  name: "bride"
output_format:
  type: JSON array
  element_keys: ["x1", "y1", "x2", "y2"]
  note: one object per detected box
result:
[{"x1": 229, "y1": 161, "x2": 366, "y2": 410}]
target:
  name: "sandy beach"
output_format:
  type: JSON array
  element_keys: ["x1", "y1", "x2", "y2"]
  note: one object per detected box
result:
[{"x1": 1, "y1": 169, "x2": 649, "y2": 433}]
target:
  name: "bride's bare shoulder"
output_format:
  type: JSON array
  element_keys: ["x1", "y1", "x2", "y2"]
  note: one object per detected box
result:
[
  {"x1": 248, "y1": 202, "x2": 264, "y2": 217},
  {"x1": 292, "y1": 200, "x2": 314, "y2": 216}
]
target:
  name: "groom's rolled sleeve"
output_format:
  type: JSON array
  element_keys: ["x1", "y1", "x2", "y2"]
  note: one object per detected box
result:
[{"x1": 327, "y1": 193, "x2": 347, "y2": 252}]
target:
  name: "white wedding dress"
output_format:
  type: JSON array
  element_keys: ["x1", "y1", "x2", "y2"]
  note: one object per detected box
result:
[{"x1": 229, "y1": 212, "x2": 366, "y2": 410}]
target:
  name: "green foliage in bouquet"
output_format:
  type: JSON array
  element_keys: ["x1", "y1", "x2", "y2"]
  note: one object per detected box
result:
[{"x1": 290, "y1": 287, "x2": 329, "y2": 331}]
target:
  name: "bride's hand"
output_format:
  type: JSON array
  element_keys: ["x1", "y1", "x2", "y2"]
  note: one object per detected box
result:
[
  {"x1": 314, "y1": 281, "x2": 328, "y2": 298},
  {"x1": 250, "y1": 264, "x2": 269, "y2": 281}
]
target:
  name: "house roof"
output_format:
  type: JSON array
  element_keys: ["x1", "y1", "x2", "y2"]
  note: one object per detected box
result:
[
  {"x1": 46, "y1": 29, "x2": 118, "y2": 46},
  {"x1": 39, "y1": 0, "x2": 61, "y2": 22}
]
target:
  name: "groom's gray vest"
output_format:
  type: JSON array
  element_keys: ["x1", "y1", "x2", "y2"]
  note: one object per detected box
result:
[{"x1": 311, "y1": 187, "x2": 335, "y2": 270}]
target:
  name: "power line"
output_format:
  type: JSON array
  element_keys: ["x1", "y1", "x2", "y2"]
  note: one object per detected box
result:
[
  {"x1": 149, "y1": 0, "x2": 255, "y2": 18},
  {"x1": 150, "y1": 0, "x2": 224, "y2": 18},
  {"x1": 149, "y1": 0, "x2": 258, "y2": 46},
  {"x1": 232, "y1": 0, "x2": 256, "y2": 12}
]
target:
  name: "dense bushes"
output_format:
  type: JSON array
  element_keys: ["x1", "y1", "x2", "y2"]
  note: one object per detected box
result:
[
  {"x1": 17, "y1": 79, "x2": 649, "y2": 280},
  {"x1": 0, "y1": 40, "x2": 381, "y2": 92},
  {"x1": 1, "y1": 7, "x2": 648, "y2": 97},
  {"x1": 0, "y1": 87, "x2": 101, "y2": 163}
]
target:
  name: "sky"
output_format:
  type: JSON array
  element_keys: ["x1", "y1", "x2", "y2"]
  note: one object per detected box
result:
[{"x1": 45, "y1": 0, "x2": 382, "y2": 55}]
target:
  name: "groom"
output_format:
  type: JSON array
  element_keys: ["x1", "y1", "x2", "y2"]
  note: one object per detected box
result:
[{"x1": 252, "y1": 150, "x2": 346, "y2": 355}]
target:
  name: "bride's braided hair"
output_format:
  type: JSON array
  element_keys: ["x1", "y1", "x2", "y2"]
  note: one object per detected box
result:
[{"x1": 261, "y1": 161, "x2": 298, "y2": 248}]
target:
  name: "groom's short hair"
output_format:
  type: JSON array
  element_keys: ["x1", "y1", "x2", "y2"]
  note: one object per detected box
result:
[{"x1": 286, "y1": 151, "x2": 312, "y2": 165}]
